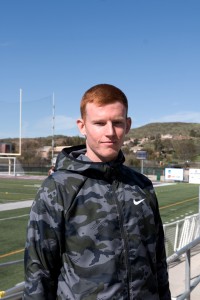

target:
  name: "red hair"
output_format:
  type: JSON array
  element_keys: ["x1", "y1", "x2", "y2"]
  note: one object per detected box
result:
[{"x1": 80, "y1": 84, "x2": 128, "y2": 120}]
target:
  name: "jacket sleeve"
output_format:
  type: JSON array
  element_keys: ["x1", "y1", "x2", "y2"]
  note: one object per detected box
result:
[
  {"x1": 23, "y1": 177, "x2": 65, "y2": 300},
  {"x1": 152, "y1": 189, "x2": 171, "y2": 300}
]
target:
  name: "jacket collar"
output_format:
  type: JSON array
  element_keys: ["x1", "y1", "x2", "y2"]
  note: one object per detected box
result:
[{"x1": 55, "y1": 144, "x2": 125, "y2": 182}]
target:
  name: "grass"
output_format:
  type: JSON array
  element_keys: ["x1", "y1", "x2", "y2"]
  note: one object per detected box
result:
[
  {"x1": 0, "y1": 208, "x2": 30, "y2": 290},
  {"x1": 0, "y1": 177, "x2": 199, "y2": 291},
  {"x1": 0, "y1": 177, "x2": 43, "y2": 291},
  {"x1": 155, "y1": 183, "x2": 199, "y2": 223},
  {"x1": 0, "y1": 208, "x2": 30, "y2": 255},
  {"x1": 0, "y1": 178, "x2": 42, "y2": 203}
]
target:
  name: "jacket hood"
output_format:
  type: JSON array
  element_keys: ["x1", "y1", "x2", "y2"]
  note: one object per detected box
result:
[{"x1": 55, "y1": 144, "x2": 125, "y2": 182}]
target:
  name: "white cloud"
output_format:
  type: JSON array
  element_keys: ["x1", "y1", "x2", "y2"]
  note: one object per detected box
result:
[
  {"x1": 30, "y1": 115, "x2": 77, "y2": 131},
  {"x1": 21, "y1": 115, "x2": 79, "y2": 137},
  {"x1": 133, "y1": 111, "x2": 200, "y2": 129},
  {"x1": 154, "y1": 111, "x2": 200, "y2": 123},
  {"x1": 55, "y1": 115, "x2": 77, "y2": 130}
]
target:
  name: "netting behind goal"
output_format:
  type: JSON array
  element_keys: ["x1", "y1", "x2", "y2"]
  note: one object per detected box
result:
[
  {"x1": 22, "y1": 95, "x2": 53, "y2": 138},
  {"x1": 0, "y1": 156, "x2": 27, "y2": 176}
]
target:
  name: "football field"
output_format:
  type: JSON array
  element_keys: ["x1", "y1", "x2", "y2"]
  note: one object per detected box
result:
[
  {"x1": 155, "y1": 182, "x2": 199, "y2": 223},
  {"x1": 0, "y1": 176, "x2": 199, "y2": 291},
  {"x1": 0, "y1": 177, "x2": 43, "y2": 291}
]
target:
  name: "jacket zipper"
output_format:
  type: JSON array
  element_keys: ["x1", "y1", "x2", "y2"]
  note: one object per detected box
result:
[{"x1": 112, "y1": 180, "x2": 131, "y2": 299}]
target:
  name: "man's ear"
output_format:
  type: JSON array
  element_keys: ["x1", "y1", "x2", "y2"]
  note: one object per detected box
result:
[
  {"x1": 126, "y1": 117, "x2": 132, "y2": 134},
  {"x1": 77, "y1": 118, "x2": 86, "y2": 136}
]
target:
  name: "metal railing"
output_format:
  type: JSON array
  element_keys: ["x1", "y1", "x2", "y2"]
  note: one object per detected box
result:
[
  {"x1": 0, "y1": 260, "x2": 24, "y2": 300},
  {"x1": 167, "y1": 236, "x2": 200, "y2": 300},
  {"x1": 0, "y1": 282, "x2": 24, "y2": 300},
  {"x1": 164, "y1": 213, "x2": 200, "y2": 257}
]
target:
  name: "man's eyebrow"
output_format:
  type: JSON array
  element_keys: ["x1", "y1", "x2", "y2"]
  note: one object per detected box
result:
[{"x1": 92, "y1": 116, "x2": 125, "y2": 121}]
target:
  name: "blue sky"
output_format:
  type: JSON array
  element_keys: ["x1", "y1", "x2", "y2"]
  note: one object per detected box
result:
[{"x1": 0, "y1": 0, "x2": 200, "y2": 138}]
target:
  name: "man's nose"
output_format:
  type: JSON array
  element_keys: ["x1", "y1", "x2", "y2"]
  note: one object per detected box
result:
[{"x1": 105, "y1": 123, "x2": 115, "y2": 135}]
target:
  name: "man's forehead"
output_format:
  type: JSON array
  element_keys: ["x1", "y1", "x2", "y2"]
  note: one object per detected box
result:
[
  {"x1": 85, "y1": 103, "x2": 127, "y2": 120},
  {"x1": 86, "y1": 101, "x2": 126, "y2": 110}
]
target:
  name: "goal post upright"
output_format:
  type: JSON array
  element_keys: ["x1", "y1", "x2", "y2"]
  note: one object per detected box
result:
[
  {"x1": 0, "y1": 88, "x2": 22, "y2": 156},
  {"x1": 19, "y1": 88, "x2": 22, "y2": 156},
  {"x1": 0, "y1": 89, "x2": 22, "y2": 176},
  {"x1": 52, "y1": 92, "x2": 55, "y2": 161}
]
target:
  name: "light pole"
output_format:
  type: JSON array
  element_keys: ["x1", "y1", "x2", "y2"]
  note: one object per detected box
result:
[{"x1": 52, "y1": 92, "x2": 55, "y2": 163}]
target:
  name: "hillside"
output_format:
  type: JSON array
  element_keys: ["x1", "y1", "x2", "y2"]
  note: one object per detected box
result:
[
  {"x1": 1, "y1": 122, "x2": 200, "y2": 168},
  {"x1": 1, "y1": 122, "x2": 200, "y2": 147},
  {"x1": 126, "y1": 122, "x2": 200, "y2": 139}
]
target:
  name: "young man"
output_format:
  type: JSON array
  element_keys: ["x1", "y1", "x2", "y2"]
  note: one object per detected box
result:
[{"x1": 23, "y1": 84, "x2": 171, "y2": 299}]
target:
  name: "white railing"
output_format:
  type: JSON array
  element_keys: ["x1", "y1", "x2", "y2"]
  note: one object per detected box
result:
[
  {"x1": 167, "y1": 236, "x2": 200, "y2": 300},
  {"x1": 164, "y1": 213, "x2": 200, "y2": 257}
]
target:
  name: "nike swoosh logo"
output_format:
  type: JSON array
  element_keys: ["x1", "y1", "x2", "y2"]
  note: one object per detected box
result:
[{"x1": 133, "y1": 198, "x2": 145, "y2": 205}]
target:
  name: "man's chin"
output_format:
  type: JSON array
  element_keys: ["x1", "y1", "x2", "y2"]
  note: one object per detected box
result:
[{"x1": 99, "y1": 149, "x2": 119, "y2": 162}]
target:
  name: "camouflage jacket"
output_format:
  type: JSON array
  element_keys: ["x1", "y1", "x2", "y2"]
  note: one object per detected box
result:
[{"x1": 23, "y1": 145, "x2": 171, "y2": 300}]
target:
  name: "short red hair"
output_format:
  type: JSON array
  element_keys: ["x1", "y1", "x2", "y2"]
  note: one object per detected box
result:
[{"x1": 80, "y1": 84, "x2": 128, "y2": 120}]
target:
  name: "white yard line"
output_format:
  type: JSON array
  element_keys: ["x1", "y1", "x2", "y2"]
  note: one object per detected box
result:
[
  {"x1": 0, "y1": 200, "x2": 33, "y2": 212},
  {"x1": 0, "y1": 214, "x2": 29, "y2": 221}
]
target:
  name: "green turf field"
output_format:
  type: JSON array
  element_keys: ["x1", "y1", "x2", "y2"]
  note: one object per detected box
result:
[
  {"x1": 0, "y1": 177, "x2": 199, "y2": 291},
  {"x1": 0, "y1": 208, "x2": 30, "y2": 291},
  {"x1": 155, "y1": 183, "x2": 199, "y2": 223},
  {"x1": 0, "y1": 178, "x2": 43, "y2": 291},
  {"x1": 0, "y1": 178, "x2": 42, "y2": 203}
]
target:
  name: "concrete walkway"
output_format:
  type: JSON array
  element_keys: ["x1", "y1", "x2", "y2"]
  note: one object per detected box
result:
[
  {"x1": 168, "y1": 244, "x2": 200, "y2": 300},
  {"x1": 0, "y1": 200, "x2": 33, "y2": 211}
]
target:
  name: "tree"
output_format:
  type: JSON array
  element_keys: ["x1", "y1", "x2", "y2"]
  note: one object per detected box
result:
[
  {"x1": 172, "y1": 140, "x2": 197, "y2": 161},
  {"x1": 154, "y1": 134, "x2": 163, "y2": 152}
]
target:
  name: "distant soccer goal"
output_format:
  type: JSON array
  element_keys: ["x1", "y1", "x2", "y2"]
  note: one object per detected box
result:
[{"x1": 0, "y1": 157, "x2": 17, "y2": 176}]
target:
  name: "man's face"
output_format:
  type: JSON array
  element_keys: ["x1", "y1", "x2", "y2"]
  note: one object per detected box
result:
[{"x1": 77, "y1": 101, "x2": 131, "y2": 162}]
